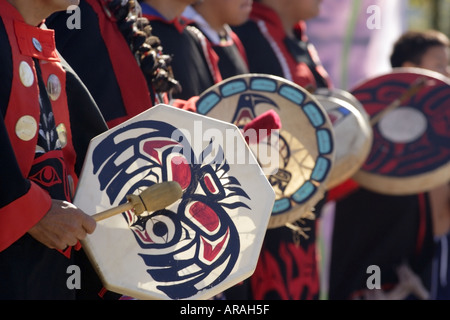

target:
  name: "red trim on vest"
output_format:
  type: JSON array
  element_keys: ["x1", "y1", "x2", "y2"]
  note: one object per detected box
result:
[
  {"x1": 230, "y1": 30, "x2": 249, "y2": 68},
  {"x1": 14, "y1": 20, "x2": 59, "y2": 61},
  {"x1": 203, "y1": 37, "x2": 222, "y2": 84},
  {"x1": 87, "y1": 0, "x2": 152, "y2": 127},
  {"x1": 57, "y1": 241, "x2": 81, "y2": 259},
  {"x1": 2, "y1": 4, "x2": 40, "y2": 176},
  {"x1": 144, "y1": 14, "x2": 188, "y2": 34},
  {"x1": 186, "y1": 25, "x2": 222, "y2": 84},
  {"x1": 0, "y1": 2, "x2": 78, "y2": 254},
  {"x1": 39, "y1": 47, "x2": 78, "y2": 189}
]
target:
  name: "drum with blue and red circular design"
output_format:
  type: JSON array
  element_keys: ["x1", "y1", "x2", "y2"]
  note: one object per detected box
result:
[
  {"x1": 73, "y1": 104, "x2": 275, "y2": 300},
  {"x1": 350, "y1": 68, "x2": 450, "y2": 195},
  {"x1": 195, "y1": 74, "x2": 335, "y2": 228}
]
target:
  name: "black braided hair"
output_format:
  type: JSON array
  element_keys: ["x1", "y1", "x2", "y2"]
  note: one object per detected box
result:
[{"x1": 104, "y1": 0, "x2": 181, "y2": 96}]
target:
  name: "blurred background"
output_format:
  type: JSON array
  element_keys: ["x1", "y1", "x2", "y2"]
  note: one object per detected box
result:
[{"x1": 306, "y1": 0, "x2": 450, "y2": 91}]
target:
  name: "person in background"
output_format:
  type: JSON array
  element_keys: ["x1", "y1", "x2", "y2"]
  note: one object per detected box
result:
[
  {"x1": 233, "y1": 0, "x2": 330, "y2": 91},
  {"x1": 0, "y1": 0, "x2": 107, "y2": 299},
  {"x1": 327, "y1": 29, "x2": 449, "y2": 300},
  {"x1": 229, "y1": 0, "x2": 331, "y2": 300},
  {"x1": 390, "y1": 29, "x2": 450, "y2": 300},
  {"x1": 182, "y1": 0, "x2": 251, "y2": 80},
  {"x1": 46, "y1": 0, "x2": 182, "y2": 129},
  {"x1": 139, "y1": 0, "x2": 219, "y2": 101}
]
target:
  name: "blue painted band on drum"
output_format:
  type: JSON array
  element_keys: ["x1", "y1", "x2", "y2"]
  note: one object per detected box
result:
[
  {"x1": 196, "y1": 92, "x2": 220, "y2": 114},
  {"x1": 279, "y1": 85, "x2": 306, "y2": 105}
]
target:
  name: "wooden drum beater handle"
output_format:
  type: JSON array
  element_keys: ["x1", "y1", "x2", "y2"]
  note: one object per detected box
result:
[
  {"x1": 92, "y1": 181, "x2": 183, "y2": 221},
  {"x1": 370, "y1": 76, "x2": 429, "y2": 126}
]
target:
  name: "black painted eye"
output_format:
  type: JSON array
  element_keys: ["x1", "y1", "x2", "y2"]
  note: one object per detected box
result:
[
  {"x1": 153, "y1": 220, "x2": 168, "y2": 238},
  {"x1": 145, "y1": 213, "x2": 176, "y2": 244}
]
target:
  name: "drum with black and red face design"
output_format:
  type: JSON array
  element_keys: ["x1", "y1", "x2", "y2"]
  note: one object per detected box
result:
[
  {"x1": 73, "y1": 104, "x2": 275, "y2": 300},
  {"x1": 195, "y1": 74, "x2": 335, "y2": 228},
  {"x1": 350, "y1": 68, "x2": 450, "y2": 195}
]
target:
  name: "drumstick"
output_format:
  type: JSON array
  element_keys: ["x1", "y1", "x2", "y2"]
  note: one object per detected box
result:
[
  {"x1": 370, "y1": 76, "x2": 430, "y2": 126},
  {"x1": 92, "y1": 181, "x2": 183, "y2": 221}
]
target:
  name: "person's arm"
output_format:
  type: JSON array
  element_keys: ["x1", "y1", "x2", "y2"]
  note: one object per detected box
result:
[
  {"x1": 0, "y1": 109, "x2": 54, "y2": 252},
  {"x1": 28, "y1": 199, "x2": 96, "y2": 250},
  {"x1": 0, "y1": 113, "x2": 96, "y2": 251}
]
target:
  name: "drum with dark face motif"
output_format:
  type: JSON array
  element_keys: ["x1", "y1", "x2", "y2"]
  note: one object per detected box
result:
[
  {"x1": 195, "y1": 74, "x2": 335, "y2": 228},
  {"x1": 350, "y1": 68, "x2": 450, "y2": 195},
  {"x1": 73, "y1": 104, "x2": 275, "y2": 300}
]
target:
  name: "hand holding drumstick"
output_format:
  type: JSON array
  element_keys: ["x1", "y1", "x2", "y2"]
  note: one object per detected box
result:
[
  {"x1": 28, "y1": 181, "x2": 182, "y2": 251},
  {"x1": 92, "y1": 181, "x2": 183, "y2": 221}
]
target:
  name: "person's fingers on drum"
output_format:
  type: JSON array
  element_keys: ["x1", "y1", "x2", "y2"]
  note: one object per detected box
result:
[
  {"x1": 80, "y1": 214, "x2": 96, "y2": 236},
  {"x1": 28, "y1": 199, "x2": 96, "y2": 249},
  {"x1": 64, "y1": 234, "x2": 79, "y2": 248},
  {"x1": 57, "y1": 200, "x2": 97, "y2": 236},
  {"x1": 59, "y1": 204, "x2": 96, "y2": 240}
]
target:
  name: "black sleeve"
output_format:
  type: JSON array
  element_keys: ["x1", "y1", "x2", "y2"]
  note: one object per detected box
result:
[
  {"x1": 0, "y1": 112, "x2": 31, "y2": 208},
  {"x1": 0, "y1": 18, "x2": 30, "y2": 208},
  {"x1": 232, "y1": 21, "x2": 284, "y2": 77},
  {"x1": 0, "y1": 18, "x2": 12, "y2": 118}
]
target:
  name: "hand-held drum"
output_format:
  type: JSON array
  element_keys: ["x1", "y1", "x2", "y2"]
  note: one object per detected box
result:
[
  {"x1": 313, "y1": 88, "x2": 373, "y2": 190},
  {"x1": 195, "y1": 74, "x2": 335, "y2": 229},
  {"x1": 350, "y1": 68, "x2": 450, "y2": 195},
  {"x1": 73, "y1": 104, "x2": 275, "y2": 300},
  {"x1": 314, "y1": 87, "x2": 371, "y2": 122}
]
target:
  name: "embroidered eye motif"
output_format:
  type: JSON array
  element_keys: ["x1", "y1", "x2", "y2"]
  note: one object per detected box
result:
[{"x1": 29, "y1": 165, "x2": 62, "y2": 188}]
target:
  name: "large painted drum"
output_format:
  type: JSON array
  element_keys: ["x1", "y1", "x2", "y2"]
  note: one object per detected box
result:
[
  {"x1": 313, "y1": 89, "x2": 373, "y2": 190},
  {"x1": 73, "y1": 104, "x2": 275, "y2": 300},
  {"x1": 195, "y1": 74, "x2": 335, "y2": 229},
  {"x1": 350, "y1": 68, "x2": 450, "y2": 195}
]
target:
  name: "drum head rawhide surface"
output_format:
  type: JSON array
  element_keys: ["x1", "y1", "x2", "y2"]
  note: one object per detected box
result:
[
  {"x1": 350, "y1": 67, "x2": 450, "y2": 195},
  {"x1": 73, "y1": 104, "x2": 275, "y2": 300},
  {"x1": 313, "y1": 91, "x2": 373, "y2": 190},
  {"x1": 314, "y1": 87, "x2": 370, "y2": 123},
  {"x1": 196, "y1": 74, "x2": 335, "y2": 229}
]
